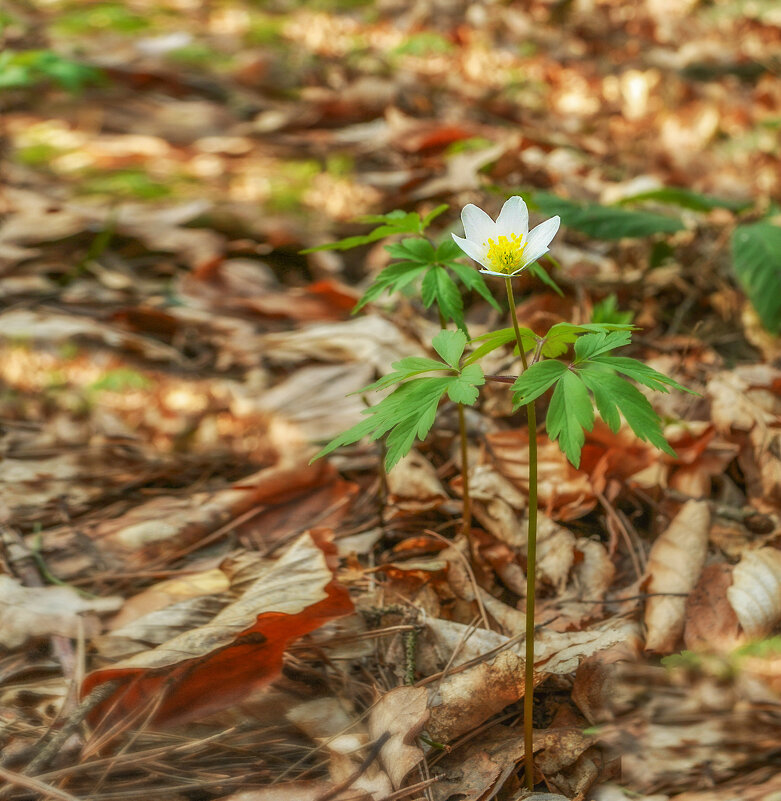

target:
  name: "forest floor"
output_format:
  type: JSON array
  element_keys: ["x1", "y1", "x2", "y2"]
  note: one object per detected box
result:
[{"x1": 1, "y1": 1, "x2": 781, "y2": 800}]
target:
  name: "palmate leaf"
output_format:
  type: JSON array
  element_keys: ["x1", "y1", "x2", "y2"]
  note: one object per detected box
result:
[
  {"x1": 421, "y1": 266, "x2": 465, "y2": 330},
  {"x1": 432, "y1": 329, "x2": 467, "y2": 369},
  {"x1": 592, "y1": 355, "x2": 694, "y2": 394},
  {"x1": 546, "y1": 371, "x2": 594, "y2": 468},
  {"x1": 511, "y1": 360, "x2": 568, "y2": 406},
  {"x1": 361, "y1": 355, "x2": 450, "y2": 392},
  {"x1": 445, "y1": 259, "x2": 502, "y2": 312},
  {"x1": 573, "y1": 330, "x2": 633, "y2": 362},
  {"x1": 539, "y1": 322, "x2": 635, "y2": 358},
  {"x1": 464, "y1": 326, "x2": 536, "y2": 366},
  {"x1": 311, "y1": 337, "x2": 484, "y2": 471},
  {"x1": 302, "y1": 207, "x2": 447, "y2": 254},
  {"x1": 580, "y1": 367, "x2": 675, "y2": 455},
  {"x1": 352, "y1": 260, "x2": 429, "y2": 314},
  {"x1": 517, "y1": 327, "x2": 692, "y2": 468}
]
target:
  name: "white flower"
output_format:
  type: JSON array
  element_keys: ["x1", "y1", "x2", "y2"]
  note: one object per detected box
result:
[{"x1": 451, "y1": 196, "x2": 560, "y2": 278}]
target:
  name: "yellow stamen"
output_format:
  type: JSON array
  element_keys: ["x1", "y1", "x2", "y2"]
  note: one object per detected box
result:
[{"x1": 484, "y1": 233, "x2": 525, "y2": 274}]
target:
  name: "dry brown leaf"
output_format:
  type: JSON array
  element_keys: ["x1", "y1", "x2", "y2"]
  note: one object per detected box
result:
[
  {"x1": 426, "y1": 649, "x2": 527, "y2": 744},
  {"x1": 259, "y1": 314, "x2": 420, "y2": 373},
  {"x1": 726, "y1": 547, "x2": 781, "y2": 639},
  {"x1": 487, "y1": 430, "x2": 597, "y2": 521},
  {"x1": 82, "y1": 529, "x2": 353, "y2": 728},
  {"x1": 287, "y1": 698, "x2": 392, "y2": 798},
  {"x1": 644, "y1": 500, "x2": 710, "y2": 653},
  {"x1": 683, "y1": 563, "x2": 741, "y2": 652},
  {"x1": 572, "y1": 638, "x2": 643, "y2": 725},
  {"x1": 368, "y1": 686, "x2": 428, "y2": 789},
  {"x1": 386, "y1": 450, "x2": 449, "y2": 512},
  {"x1": 89, "y1": 460, "x2": 344, "y2": 565},
  {"x1": 0, "y1": 309, "x2": 181, "y2": 362},
  {"x1": 0, "y1": 575, "x2": 122, "y2": 649},
  {"x1": 538, "y1": 620, "x2": 643, "y2": 675},
  {"x1": 253, "y1": 362, "x2": 374, "y2": 441},
  {"x1": 216, "y1": 783, "x2": 371, "y2": 801}
]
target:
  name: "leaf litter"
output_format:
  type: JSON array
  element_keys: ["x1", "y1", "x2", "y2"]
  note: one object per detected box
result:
[{"x1": 2, "y1": 1, "x2": 781, "y2": 800}]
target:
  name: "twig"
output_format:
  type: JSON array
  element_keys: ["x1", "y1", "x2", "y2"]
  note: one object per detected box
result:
[
  {"x1": 0, "y1": 765, "x2": 85, "y2": 801},
  {"x1": 24, "y1": 681, "x2": 120, "y2": 778},
  {"x1": 314, "y1": 732, "x2": 391, "y2": 801}
]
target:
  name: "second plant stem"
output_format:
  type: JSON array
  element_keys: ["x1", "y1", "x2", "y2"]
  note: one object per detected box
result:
[
  {"x1": 438, "y1": 308, "x2": 472, "y2": 542},
  {"x1": 505, "y1": 277, "x2": 538, "y2": 791}
]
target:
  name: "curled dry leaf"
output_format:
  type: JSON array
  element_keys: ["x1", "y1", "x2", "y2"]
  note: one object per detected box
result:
[
  {"x1": 644, "y1": 500, "x2": 710, "y2": 653},
  {"x1": 368, "y1": 686, "x2": 429, "y2": 789},
  {"x1": 726, "y1": 547, "x2": 781, "y2": 639},
  {"x1": 426, "y1": 649, "x2": 528, "y2": 744},
  {"x1": 0, "y1": 575, "x2": 122, "y2": 649},
  {"x1": 81, "y1": 529, "x2": 353, "y2": 728},
  {"x1": 386, "y1": 450, "x2": 449, "y2": 513}
]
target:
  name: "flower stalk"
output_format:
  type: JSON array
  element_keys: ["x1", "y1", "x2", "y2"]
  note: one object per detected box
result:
[{"x1": 505, "y1": 277, "x2": 539, "y2": 790}]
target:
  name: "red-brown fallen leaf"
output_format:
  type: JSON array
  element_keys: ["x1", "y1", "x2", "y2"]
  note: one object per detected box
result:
[
  {"x1": 81, "y1": 529, "x2": 353, "y2": 729},
  {"x1": 90, "y1": 460, "x2": 349, "y2": 566}
]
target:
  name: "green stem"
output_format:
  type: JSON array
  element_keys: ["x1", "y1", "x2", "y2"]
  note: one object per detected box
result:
[
  {"x1": 437, "y1": 307, "x2": 472, "y2": 547},
  {"x1": 457, "y1": 402, "x2": 471, "y2": 539},
  {"x1": 505, "y1": 277, "x2": 538, "y2": 791}
]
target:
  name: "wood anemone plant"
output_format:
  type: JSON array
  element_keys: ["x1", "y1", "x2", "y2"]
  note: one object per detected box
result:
[{"x1": 311, "y1": 196, "x2": 694, "y2": 790}]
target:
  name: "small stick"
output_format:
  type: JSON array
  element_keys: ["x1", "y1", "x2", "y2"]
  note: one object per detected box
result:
[{"x1": 24, "y1": 681, "x2": 120, "y2": 777}]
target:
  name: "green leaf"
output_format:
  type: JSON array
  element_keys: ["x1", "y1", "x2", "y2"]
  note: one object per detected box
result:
[
  {"x1": 573, "y1": 330, "x2": 633, "y2": 362},
  {"x1": 310, "y1": 415, "x2": 379, "y2": 462},
  {"x1": 422, "y1": 266, "x2": 465, "y2": 330},
  {"x1": 432, "y1": 329, "x2": 467, "y2": 368},
  {"x1": 435, "y1": 238, "x2": 463, "y2": 261},
  {"x1": 546, "y1": 371, "x2": 594, "y2": 468},
  {"x1": 301, "y1": 210, "x2": 424, "y2": 253},
  {"x1": 465, "y1": 327, "x2": 536, "y2": 366},
  {"x1": 445, "y1": 260, "x2": 502, "y2": 311},
  {"x1": 447, "y1": 365, "x2": 485, "y2": 404},
  {"x1": 360, "y1": 356, "x2": 450, "y2": 392},
  {"x1": 582, "y1": 371, "x2": 675, "y2": 456},
  {"x1": 531, "y1": 192, "x2": 685, "y2": 239},
  {"x1": 591, "y1": 294, "x2": 634, "y2": 326},
  {"x1": 731, "y1": 222, "x2": 781, "y2": 334},
  {"x1": 352, "y1": 260, "x2": 428, "y2": 313},
  {"x1": 511, "y1": 360, "x2": 568, "y2": 407},
  {"x1": 540, "y1": 322, "x2": 634, "y2": 359},
  {"x1": 527, "y1": 260, "x2": 564, "y2": 297},
  {"x1": 618, "y1": 186, "x2": 750, "y2": 213},
  {"x1": 579, "y1": 365, "x2": 621, "y2": 433},
  {"x1": 386, "y1": 237, "x2": 437, "y2": 263},
  {"x1": 421, "y1": 204, "x2": 449, "y2": 230},
  {"x1": 591, "y1": 355, "x2": 694, "y2": 394}
]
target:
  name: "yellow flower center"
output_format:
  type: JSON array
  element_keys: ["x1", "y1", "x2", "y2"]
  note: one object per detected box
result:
[{"x1": 484, "y1": 233, "x2": 525, "y2": 274}]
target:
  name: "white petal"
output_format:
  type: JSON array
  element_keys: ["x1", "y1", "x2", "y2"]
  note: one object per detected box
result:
[
  {"x1": 479, "y1": 267, "x2": 511, "y2": 278},
  {"x1": 520, "y1": 216, "x2": 560, "y2": 266},
  {"x1": 461, "y1": 203, "x2": 496, "y2": 245},
  {"x1": 496, "y1": 196, "x2": 529, "y2": 238},
  {"x1": 452, "y1": 233, "x2": 490, "y2": 268}
]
